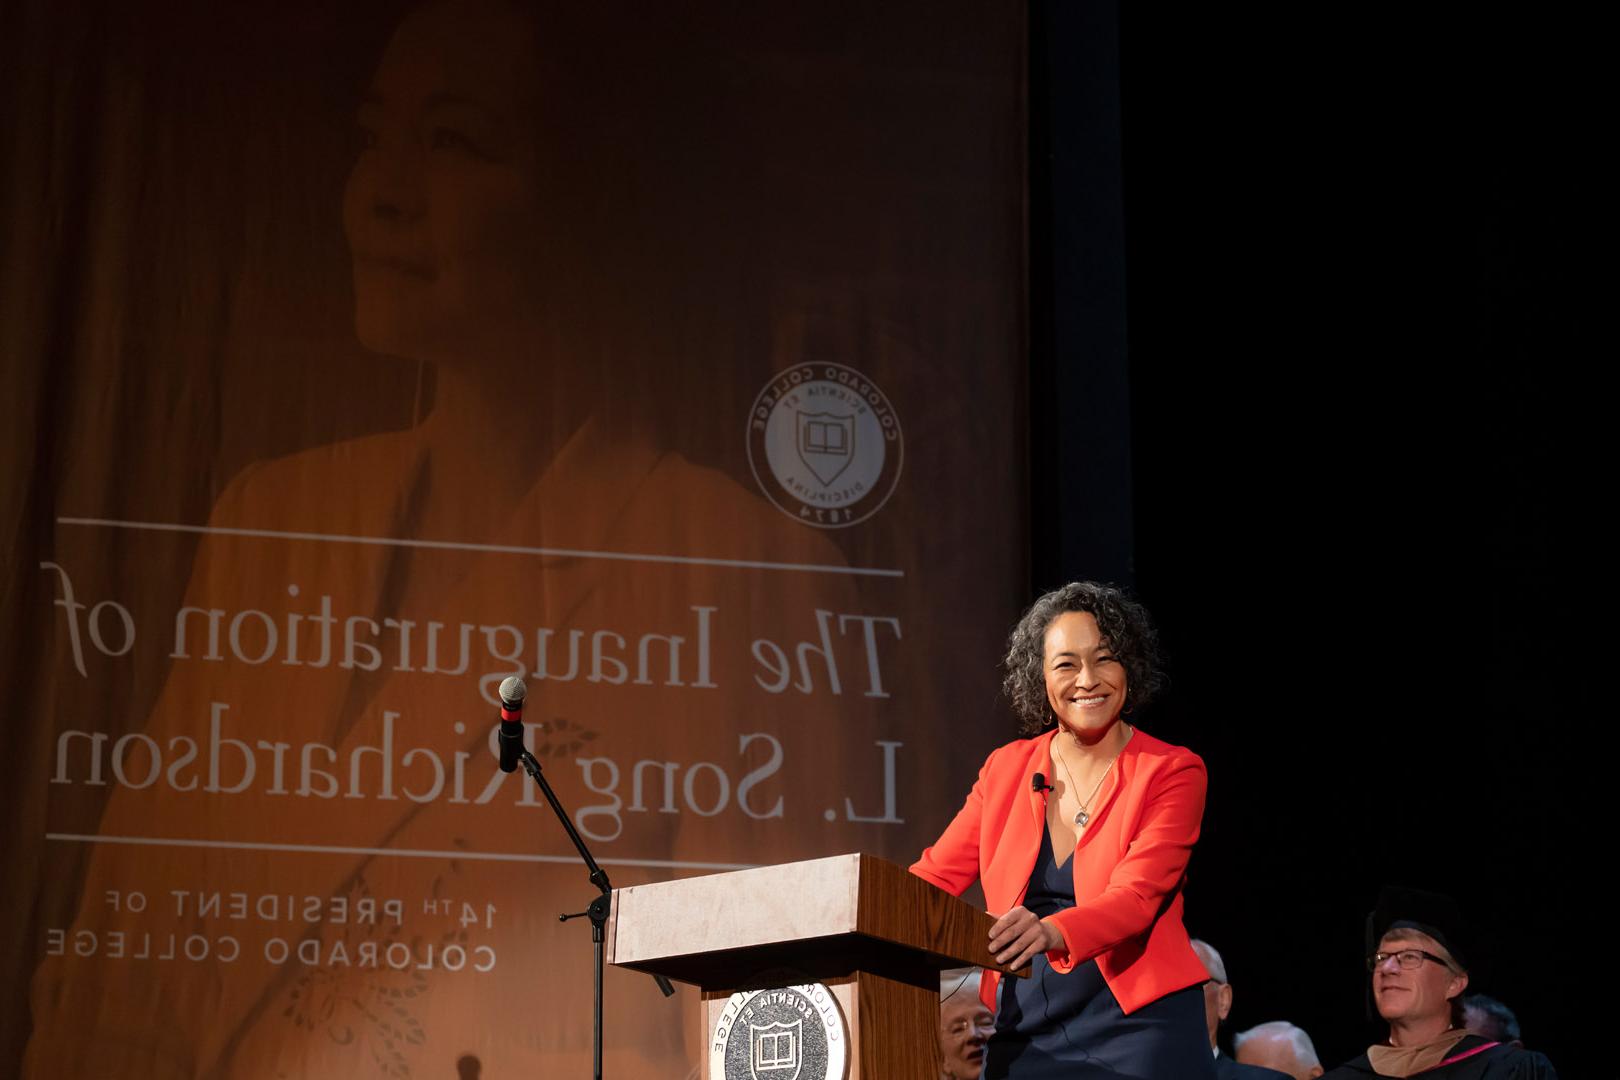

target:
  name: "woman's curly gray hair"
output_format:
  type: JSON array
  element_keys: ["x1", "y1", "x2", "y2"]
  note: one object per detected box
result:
[{"x1": 1002, "y1": 581, "x2": 1166, "y2": 734}]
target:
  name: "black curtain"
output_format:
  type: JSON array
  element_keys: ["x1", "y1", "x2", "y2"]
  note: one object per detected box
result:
[{"x1": 1034, "y1": 0, "x2": 1586, "y2": 1070}]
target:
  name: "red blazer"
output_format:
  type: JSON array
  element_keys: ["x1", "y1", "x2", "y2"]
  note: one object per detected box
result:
[{"x1": 911, "y1": 727, "x2": 1209, "y2": 1014}]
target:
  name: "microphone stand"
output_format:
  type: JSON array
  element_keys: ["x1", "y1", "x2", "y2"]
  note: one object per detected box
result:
[{"x1": 515, "y1": 747, "x2": 675, "y2": 1080}]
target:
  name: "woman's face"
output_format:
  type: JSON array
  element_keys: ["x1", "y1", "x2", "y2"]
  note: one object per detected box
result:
[
  {"x1": 1042, "y1": 611, "x2": 1128, "y2": 740},
  {"x1": 343, "y1": 0, "x2": 549, "y2": 361}
]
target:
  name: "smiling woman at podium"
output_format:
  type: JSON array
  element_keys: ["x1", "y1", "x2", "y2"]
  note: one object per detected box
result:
[{"x1": 911, "y1": 581, "x2": 1216, "y2": 1079}]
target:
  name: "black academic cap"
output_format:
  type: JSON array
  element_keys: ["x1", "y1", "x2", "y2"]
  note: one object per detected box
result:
[{"x1": 1364, "y1": 884, "x2": 1473, "y2": 971}]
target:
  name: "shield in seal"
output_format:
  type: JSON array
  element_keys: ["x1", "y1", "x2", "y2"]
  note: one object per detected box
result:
[
  {"x1": 749, "y1": 1019, "x2": 803, "y2": 1080},
  {"x1": 795, "y1": 410, "x2": 855, "y2": 487}
]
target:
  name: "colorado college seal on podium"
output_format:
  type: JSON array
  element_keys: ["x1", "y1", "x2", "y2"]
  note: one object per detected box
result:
[
  {"x1": 710, "y1": 982, "x2": 849, "y2": 1080},
  {"x1": 746, "y1": 364, "x2": 904, "y2": 529}
]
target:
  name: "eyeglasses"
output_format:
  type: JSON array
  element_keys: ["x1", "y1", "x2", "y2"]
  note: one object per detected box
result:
[{"x1": 1366, "y1": 948, "x2": 1452, "y2": 973}]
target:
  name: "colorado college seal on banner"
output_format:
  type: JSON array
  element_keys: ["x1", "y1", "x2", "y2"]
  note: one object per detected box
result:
[
  {"x1": 747, "y1": 364, "x2": 904, "y2": 528},
  {"x1": 710, "y1": 983, "x2": 849, "y2": 1080}
]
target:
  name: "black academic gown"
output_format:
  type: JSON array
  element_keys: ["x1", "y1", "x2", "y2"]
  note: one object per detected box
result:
[
  {"x1": 1215, "y1": 1050, "x2": 1292, "y2": 1080},
  {"x1": 1320, "y1": 1035, "x2": 1557, "y2": 1079}
]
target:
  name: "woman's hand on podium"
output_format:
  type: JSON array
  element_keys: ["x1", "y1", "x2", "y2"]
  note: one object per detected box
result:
[{"x1": 988, "y1": 905, "x2": 1063, "y2": 969}]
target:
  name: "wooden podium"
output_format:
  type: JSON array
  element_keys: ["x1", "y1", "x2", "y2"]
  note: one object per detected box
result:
[{"x1": 606, "y1": 852, "x2": 1023, "y2": 1080}]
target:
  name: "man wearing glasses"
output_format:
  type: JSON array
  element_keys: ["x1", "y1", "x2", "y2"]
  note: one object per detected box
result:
[{"x1": 1319, "y1": 887, "x2": 1556, "y2": 1079}]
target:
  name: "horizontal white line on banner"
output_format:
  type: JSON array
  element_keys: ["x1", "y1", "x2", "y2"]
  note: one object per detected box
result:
[
  {"x1": 44, "y1": 833, "x2": 753, "y2": 872},
  {"x1": 55, "y1": 517, "x2": 903, "y2": 577}
]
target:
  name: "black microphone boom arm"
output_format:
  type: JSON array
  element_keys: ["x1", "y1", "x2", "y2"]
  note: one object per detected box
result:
[{"x1": 514, "y1": 747, "x2": 675, "y2": 1080}]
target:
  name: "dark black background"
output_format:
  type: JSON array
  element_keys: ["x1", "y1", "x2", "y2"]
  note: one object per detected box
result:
[{"x1": 1031, "y1": 1, "x2": 1587, "y2": 1072}]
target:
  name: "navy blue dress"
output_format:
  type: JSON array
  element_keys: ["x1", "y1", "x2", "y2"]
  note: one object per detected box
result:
[{"x1": 986, "y1": 827, "x2": 1215, "y2": 1080}]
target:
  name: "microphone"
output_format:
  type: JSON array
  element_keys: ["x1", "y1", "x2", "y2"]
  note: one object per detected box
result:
[
  {"x1": 497, "y1": 676, "x2": 528, "y2": 774},
  {"x1": 1032, "y1": 772, "x2": 1053, "y2": 794}
]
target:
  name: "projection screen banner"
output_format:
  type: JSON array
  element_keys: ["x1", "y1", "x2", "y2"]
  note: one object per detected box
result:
[{"x1": 0, "y1": 1, "x2": 1026, "y2": 1075}]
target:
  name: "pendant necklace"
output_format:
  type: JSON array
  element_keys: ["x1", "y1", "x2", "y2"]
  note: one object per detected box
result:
[{"x1": 1054, "y1": 724, "x2": 1131, "y2": 827}]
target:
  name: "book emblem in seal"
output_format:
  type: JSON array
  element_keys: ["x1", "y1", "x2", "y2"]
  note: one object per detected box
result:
[{"x1": 710, "y1": 982, "x2": 849, "y2": 1080}]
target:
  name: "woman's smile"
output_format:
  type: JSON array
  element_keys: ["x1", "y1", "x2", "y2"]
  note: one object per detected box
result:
[{"x1": 1043, "y1": 610, "x2": 1128, "y2": 739}]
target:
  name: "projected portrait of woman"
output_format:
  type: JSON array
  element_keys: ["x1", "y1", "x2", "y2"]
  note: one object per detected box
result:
[
  {"x1": 339, "y1": 0, "x2": 628, "y2": 532},
  {"x1": 25, "y1": 2, "x2": 882, "y2": 1077}
]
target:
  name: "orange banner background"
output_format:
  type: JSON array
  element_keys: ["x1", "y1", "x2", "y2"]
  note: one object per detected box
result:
[{"x1": 1, "y1": 1, "x2": 1026, "y2": 1075}]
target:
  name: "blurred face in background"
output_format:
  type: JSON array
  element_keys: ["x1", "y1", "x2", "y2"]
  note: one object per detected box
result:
[
  {"x1": 344, "y1": 0, "x2": 550, "y2": 362},
  {"x1": 1235, "y1": 1030, "x2": 1324, "y2": 1080},
  {"x1": 1190, "y1": 940, "x2": 1230, "y2": 1049},
  {"x1": 939, "y1": 987, "x2": 994, "y2": 1079}
]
